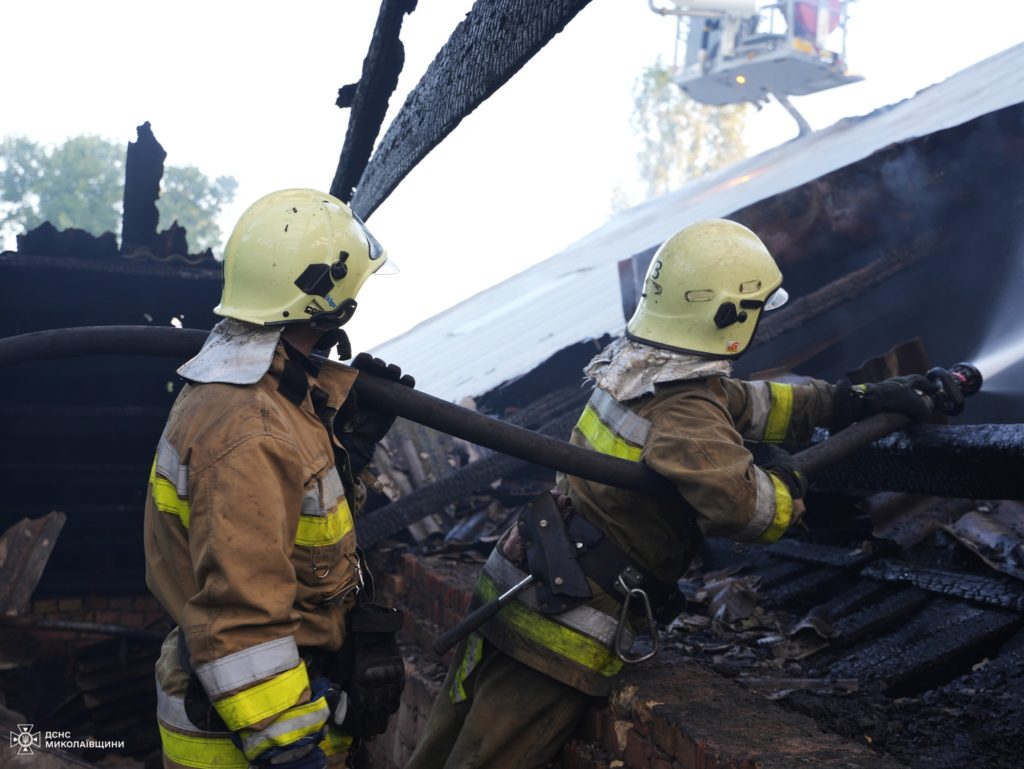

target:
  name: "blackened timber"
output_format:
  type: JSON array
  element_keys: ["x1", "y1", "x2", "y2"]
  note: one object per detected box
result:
[
  {"x1": 760, "y1": 567, "x2": 846, "y2": 609},
  {"x1": 350, "y1": 0, "x2": 594, "y2": 219},
  {"x1": 751, "y1": 230, "x2": 938, "y2": 349},
  {"x1": 750, "y1": 559, "x2": 812, "y2": 590},
  {"x1": 121, "y1": 122, "x2": 166, "y2": 254},
  {"x1": 0, "y1": 616, "x2": 164, "y2": 641},
  {"x1": 797, "y1": 580, "x2": 890, "y2": 628},
  {"x1": 824, "y1": 587, "x2": 931, "y2": 650},
  {"x1": 763, "y1": 540, "x2": 873, "y2": 570},
  {"x1": 829, "y1": 600, "x2": 1022, "y2": 694},
  {"x1": 331, "y1": 0, "x2": 417, "y2": 203},
  {"x1": 861, "y1": 559, "x2": 1024, "y2": 611},
  {"x1": 810, "y1": 423, "x2": 1024, "y2": 499}
]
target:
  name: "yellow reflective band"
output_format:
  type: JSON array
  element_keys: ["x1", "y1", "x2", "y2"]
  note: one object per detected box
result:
[
  {"x1": 755, "y1": 474, "x2": 793, "y2": 544},
  {"x1": 477, "y1": 574, "x2": 623, "y2": 678},
  {"x1": 295, "y1": 499, "x2": 354, "y2": 547},
  {"x1": 212, "y1": 662, "x2": 310, "y2": 731},
  {"x1": 320, "y1": 727, "x2": 353, "y2": 757},
  {"x1": 238, "y1": 696, "x2": 329, "y2": 760},
  {"x1": 576, "y1": 405, "x2": 643, "y2": 462},
  {"x1": 763, "y1": 382, "x2": 795, "y2": 443},
  {"x1": 157, "y1": 724, "x2": 248, "y2": 769},
  {"x1": 150, "y1": 457, "x2": 192, "y2": 527},
  {"x1": 449, "y1": 631, "x2": 484, "y2": 704}
]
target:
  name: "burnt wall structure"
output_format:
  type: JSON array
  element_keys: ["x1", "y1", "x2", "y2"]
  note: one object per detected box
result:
[{"x1": 0, "y1": 251, "x2": 220, "y2": 593}]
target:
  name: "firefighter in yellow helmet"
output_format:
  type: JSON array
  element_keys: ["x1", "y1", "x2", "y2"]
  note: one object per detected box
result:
[
  {"x1": 145, "y1": 189, "x2": 410, "y2": 769},
  {"x1": 406, "y1": 219, "x2": 938, "y2": 769}
]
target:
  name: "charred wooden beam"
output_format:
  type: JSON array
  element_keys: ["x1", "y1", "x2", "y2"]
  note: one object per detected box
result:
[
  {"x1": 791, "y1": 580, "x2": 890, "y2": 634},
  {"x1": 0, "y1": 615, "x2": 163, "y2": 641},
  {"x1": 763, "y1": 540, "x2": 873, "y2": 570},
  {"x1": 760, "y1": 567, "x2": 846, "y2": 609},
  {"x1": 331, "y1": 0, "x2": 417, "y2": 203},
  {"x1": 753, "y1": 230, "x2": 938, "y2": 349},
  {"x1": 813, "y1": 424, "x2": 1024, "y2": 501},
  {"x1": 861, "y1": 559, "x2": 1024, "y2": 611},
  {"x1": 350, "y1": 0, "x2": 593, "y2": 219},
  {"x1": 121, "y1": 121, "x2": 165, "y2": 255},
  {"x1": 823, "y1": 587, "x2": 931, "y2": 650},
  {"x1": 829, "y1": 599, "x2": 1021, "y2": 694},
  {"x1": 750, "y1": 559, "x2": 812, "y2": 590}
]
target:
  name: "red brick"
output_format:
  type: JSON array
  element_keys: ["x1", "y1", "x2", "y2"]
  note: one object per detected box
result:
[
  {"x1": 32, "y1": 598, "x2": 58, "y2": 614},
  {"x1": 580, "y1": 706, "x2": 605, "y2": 743},
  {"x1": 109, "y1": 595, "x2": 133, "y2": 610},
  {"x1": 625, "y1": 728, "x2": 649, "y2": 768},
  {"x1": 85, "y1": 595, "x2": 108, "y2": 609},
  {"x1": 134, "y1": 594, "x2": 160, "y2": 610},
  {"x1": 58, "y1": 596, "x2": 82, "y2": 611}
]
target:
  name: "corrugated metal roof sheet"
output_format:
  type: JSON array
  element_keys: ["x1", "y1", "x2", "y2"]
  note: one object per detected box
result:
[{"x1": 374, "y1": 44, "x2": 1024, "y2": 402}]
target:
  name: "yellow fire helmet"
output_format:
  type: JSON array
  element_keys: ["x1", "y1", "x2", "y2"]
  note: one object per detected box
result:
[
  {"x1": 626, "y1": 219, "x2": 788, "y2": 358},
  {"x1": 216, "y1": 188, "x2": 390, "y2": 328}
]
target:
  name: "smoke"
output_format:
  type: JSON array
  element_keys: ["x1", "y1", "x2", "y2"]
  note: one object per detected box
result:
[{"x1": 969, "y1": 234, "x2": 1024, "y2": 394}]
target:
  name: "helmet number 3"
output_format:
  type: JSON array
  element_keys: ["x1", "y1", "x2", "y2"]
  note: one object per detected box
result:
[{"x1": 649, "y1": 259, "x2": 663, "y2": 295}]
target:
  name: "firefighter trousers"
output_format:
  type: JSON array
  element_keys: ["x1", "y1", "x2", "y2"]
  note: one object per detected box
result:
[{"x1": 405, "y1": 640, "x2": 590, "y2": 769}]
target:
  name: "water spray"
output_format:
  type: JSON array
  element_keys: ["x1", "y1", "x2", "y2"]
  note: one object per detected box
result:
[{"x1": 970, "y1": 338, "x2": 1024, "y2": 386}]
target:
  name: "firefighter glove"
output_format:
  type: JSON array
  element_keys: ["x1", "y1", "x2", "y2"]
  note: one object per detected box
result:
[
  {"x1": 758, "y1": 444, "x2": 807, "y2": 500},
  {"x1": 335, "y1": 353, "x2": 415, "y2": 473},
  {"x1": 329, "y1": 603, "x2": 406, "y2": 740},
  {"x1": 832, "y1": 374, "x2": 938, "y2": 431}
]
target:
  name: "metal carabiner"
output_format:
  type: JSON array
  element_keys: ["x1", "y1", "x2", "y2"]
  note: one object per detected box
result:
[{"x1": 613, "y1": 573, "x2": 660, "y2": 664}]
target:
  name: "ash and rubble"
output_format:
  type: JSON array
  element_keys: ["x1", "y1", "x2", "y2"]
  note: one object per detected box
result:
[{"x1": 370, "y1": 420, "x2": 1024, "y2": 768}]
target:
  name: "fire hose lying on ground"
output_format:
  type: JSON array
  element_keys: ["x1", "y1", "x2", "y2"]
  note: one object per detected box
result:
[{"x1": 0, "y1": 325, "x2": 983, "y2": 654}]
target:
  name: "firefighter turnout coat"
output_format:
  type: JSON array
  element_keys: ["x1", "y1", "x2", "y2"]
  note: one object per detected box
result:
[
  {"x1": 466, "y1": 341, "x2": 835, "y2": 698},
  {"x1": 145, "y1": 328, "x2": 360, "y2": 768}
]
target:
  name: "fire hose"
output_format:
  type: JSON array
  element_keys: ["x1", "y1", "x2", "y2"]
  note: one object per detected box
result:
[
  {"x1": 0, "y1": 325, "x2": 981, "y2": 488},
  {"x1": 0, "y1": 326, "x2": 983, "y2": 655}
]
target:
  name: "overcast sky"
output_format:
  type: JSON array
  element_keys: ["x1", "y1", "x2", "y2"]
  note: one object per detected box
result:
[{"x1": 4, "y1": 1, "x2": 1023, "y2": 349}]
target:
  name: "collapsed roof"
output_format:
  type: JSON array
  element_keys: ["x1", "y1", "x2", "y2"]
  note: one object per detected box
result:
[{"x1": 373, "y1": 44, "x2": 1024, "y2": 406}]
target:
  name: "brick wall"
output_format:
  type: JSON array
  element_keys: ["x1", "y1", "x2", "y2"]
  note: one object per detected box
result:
[
  {"x1": 370, "y1": 553, "x2": 903, "y2": 769},
  {"x1": 22, "y1": 593, "x2": 168, "y2": 649}
]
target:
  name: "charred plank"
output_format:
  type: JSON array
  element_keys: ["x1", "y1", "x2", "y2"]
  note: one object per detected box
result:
[
  {"x1": 824, "y1": 587, "x2": 932, "y2": 650},
  {"x1": 351, "y1": 0, "x2": 593, "y2": 219},
  {"x1": 331, "y1": 0, "x2": 417, "y2": 203},
  {"x1": 861, "y1": 559, "x2": 1024, "y2": 611},
  {"x1": 811, "y1": 424, "x2": 1024, "y2": 500},
  {"x1": 829, "y1": 600, "x2": 1021, "y2": 695},
  {"x1": 763, "y1": 539, "x2": 873, "y2": 570}
]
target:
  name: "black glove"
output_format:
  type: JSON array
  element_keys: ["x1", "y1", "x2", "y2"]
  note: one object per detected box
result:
[
  {"x1": 832, "y1": 374, "x2": 939, "y2": 431},
  {"x1": 334, "y1": 353, "x2": 415, "y2": 473},
  {"x1": 758, "y1": 444, "x2": 807, "y2": 500},
  {"x1": 328, "y1": 603, "x2": 406, "y2": 740}
]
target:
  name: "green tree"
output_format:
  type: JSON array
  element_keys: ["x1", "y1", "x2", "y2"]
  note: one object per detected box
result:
[
  {"x1": 618, "y1": 60, "x2": 750, "y2": 208},
  {"x1": 0, "y1": 134, "x2": 237, "y2": 253},
  {"x1": 158, "y1": 166, "x2": 238, "y2": 253}
]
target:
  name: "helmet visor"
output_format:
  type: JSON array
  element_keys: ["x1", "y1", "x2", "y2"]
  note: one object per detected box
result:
[
  {"x1": 764, "y1": 286, "x2": 788, "y2": 312},
  {"x1": 373, "y1": 256, "x2": 400, "y2": 275}
]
